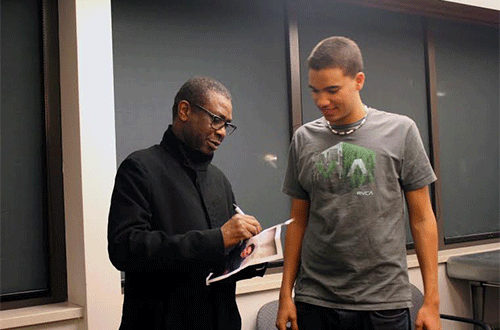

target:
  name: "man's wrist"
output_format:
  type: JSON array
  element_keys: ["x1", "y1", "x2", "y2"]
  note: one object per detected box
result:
[
  {"x1": 423, "y1": 295, "x2": 440, "y2": 308},
  {"x1": 279, "y1": 286, "x2": 294, "y2": 301}
]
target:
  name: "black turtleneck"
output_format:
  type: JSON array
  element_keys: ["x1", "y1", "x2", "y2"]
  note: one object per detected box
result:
[
  {"x1": 160, "y1": 125, "x2": 214, "y2": 171},
  {"x1": 108, "y1": 125, "x2": 266, "y2": 330}
]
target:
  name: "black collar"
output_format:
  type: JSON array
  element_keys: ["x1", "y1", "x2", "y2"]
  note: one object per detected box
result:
[{"x1": 160, "y1": 126, "x2": 214, "y2": 171}]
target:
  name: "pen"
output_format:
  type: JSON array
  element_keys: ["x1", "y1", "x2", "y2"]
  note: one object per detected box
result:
[{"x1": 233, "y1": 204, "x2": 245, "y2": 215}]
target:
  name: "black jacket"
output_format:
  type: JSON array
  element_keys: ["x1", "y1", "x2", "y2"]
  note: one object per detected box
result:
[{"x1": 108, "y1": 127, "x2": 265, "y2": 329}]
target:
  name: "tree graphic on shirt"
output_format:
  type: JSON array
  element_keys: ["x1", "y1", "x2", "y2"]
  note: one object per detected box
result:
[{"x1": 316, "y1": 142, "x2": 376, "y2": 189}]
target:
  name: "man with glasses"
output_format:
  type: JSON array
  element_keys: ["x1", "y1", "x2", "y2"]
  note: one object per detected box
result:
[{"x1": 108, "y1": 76, "x2": 265, "y2": 330}]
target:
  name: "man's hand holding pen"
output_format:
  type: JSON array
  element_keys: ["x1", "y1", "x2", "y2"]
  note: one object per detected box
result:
[{"x1": 220, "y1": 205, "x2": 262, "y2": 248}]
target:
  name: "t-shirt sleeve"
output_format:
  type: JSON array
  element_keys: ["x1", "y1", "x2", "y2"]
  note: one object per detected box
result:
[
  {"x1": 400, "y1": 121, "x2": 437, "y2": 191},
  {"x1": 282, "y1": 133, "x2": 310, "y2": 200}
]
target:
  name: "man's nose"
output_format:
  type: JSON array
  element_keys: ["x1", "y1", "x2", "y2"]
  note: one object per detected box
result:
[
  {"x1": 215, "y1": 125, "x2": 227, "y2": 139},
  {"x1": 315, "y1": 93, "x2": 331, "y2": 107}
]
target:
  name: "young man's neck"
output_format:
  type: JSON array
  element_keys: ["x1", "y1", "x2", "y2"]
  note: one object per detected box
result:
[
  {"x1": 331, "y1": 100, "x2": 366, "y2": 126},
  {"x1": 350, "y1": 100, "x2": 367, "y2": 122}
]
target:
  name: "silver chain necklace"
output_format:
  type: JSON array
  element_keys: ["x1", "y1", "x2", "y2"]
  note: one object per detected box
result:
[{"x1": 328, "y1": 115, "x2": 367, "y2": 136}]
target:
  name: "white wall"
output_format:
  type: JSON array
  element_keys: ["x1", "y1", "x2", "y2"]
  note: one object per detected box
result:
[
  {"x1": 57, "y1": 0, "x2": 122, "y2": 328},
  {"x1": 59, "y1": 0, "x2": 123, "y2": 329},
  {"x1": 0, "y1": 0, "x2": 498, "y2": 329},
  {"x1": 443, "y1": 0, "x2": 500, "y2": 10}
]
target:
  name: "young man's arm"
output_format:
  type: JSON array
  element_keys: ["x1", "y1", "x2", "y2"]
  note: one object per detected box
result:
[
  {"x1": 406, "y1": 185, "x2": 442, "y2": 330},
  {"x1": 276, "y1": 198, "x2": 310, "y2": 330}
]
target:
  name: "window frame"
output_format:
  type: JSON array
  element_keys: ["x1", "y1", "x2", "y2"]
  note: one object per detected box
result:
[{"x1": 0, "y1": 0, "x2": 67, "y2": 310}]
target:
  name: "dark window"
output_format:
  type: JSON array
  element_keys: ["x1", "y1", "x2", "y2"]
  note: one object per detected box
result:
[
  {"x1": 430, "y1": 18, "x2": 499, "y2": 244},
  {"x1": 1, "y1": 0, "x2": 66, "y2": 310}
]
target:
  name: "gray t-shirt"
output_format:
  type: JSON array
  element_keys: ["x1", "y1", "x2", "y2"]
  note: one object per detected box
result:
[{"x1": 282, "y1": 106, "x2": 437, "y2": 310}]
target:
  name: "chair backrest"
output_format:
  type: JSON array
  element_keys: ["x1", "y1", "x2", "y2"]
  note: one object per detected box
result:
[
  {"x1": 256, "y1": 286, "x2": 424, "y2": 330},
  {"x1": 409, "y1": 283, "x2": 425, "y2": 330},
  {"x1": 256, "y1": 300, "x2": 279, "y2": 330}
]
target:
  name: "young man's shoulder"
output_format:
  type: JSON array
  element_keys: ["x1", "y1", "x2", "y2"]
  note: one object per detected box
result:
[
  {"x1": 294, "y1": 117, "x2": 326, "y2": 137},
  {"x1": 367, "y1": 107, "x2": 415, "y2": 126}
]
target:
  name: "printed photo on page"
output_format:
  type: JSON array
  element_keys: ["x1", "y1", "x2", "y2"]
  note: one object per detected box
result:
[{"x1": 206, "y1": 219, "x2": 293, "y2": 285}]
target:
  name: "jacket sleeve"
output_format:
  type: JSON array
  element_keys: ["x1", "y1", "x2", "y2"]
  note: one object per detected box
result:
[
  {"x1": 229, "y1": 262, "x2": 268, "y2": 282},
  {"x1": 107, "y1": 157, "x2": 225, "y2": 273}
]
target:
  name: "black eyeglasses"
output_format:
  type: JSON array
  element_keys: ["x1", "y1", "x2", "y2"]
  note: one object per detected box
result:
[{"x1": 192, "y1": 103, "x2": 237, "y2": 136}]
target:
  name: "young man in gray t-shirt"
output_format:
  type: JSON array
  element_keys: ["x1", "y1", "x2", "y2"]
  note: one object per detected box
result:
[{"x1": 276, "y1": 37, "x2": 441, "y2": 330}]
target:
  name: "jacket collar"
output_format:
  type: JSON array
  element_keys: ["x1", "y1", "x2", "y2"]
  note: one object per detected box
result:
[{"x1": 160, "y1": 125, "x2": 213, "y2": 171}]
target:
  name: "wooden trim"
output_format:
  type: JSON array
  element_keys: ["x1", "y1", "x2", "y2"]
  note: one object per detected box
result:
[
  {"x1": 332, "y1": 0, "x2": 499, "y2": 27},
  {"x1": 422, "y1": 19, "x2": 447, "y2": 250},
  {"x1": 285, "y1": 1, "x2": 303, "y2": 136},
  {"x1": 42, "y1": 0, "x2": 68, "y2": 306},
  {"x1": 444, "y1": 233, "x2": 500, "y2": 246}
]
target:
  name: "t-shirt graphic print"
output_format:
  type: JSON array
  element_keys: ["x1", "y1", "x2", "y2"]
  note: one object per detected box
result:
[{"x1": 313, "y1": 142, "x2": 376, "y2": 193}]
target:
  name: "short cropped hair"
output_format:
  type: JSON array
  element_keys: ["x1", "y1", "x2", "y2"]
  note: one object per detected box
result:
[
  {"x1": 172, "y1": 76, "x2": 232, "y2": 120},
  {"x1": 307, "y1": 36, "x2": 363, "y2": 77}
]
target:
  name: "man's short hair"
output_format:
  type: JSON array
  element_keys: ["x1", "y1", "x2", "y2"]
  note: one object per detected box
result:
[
  {"x1": 307, "y1": 36, "x2": 363, "y2": 77},
  {"x1": 172, "y1": 76, "x2": 231, "y2": 120}
]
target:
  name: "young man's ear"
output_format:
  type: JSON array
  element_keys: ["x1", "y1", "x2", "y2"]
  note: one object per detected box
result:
[
  {"x1": 177, "y1": 100, "x2": 191, "y2": 122},
  {"x1": 355, "y1": 72, "x2": 365, "y2": 91}
]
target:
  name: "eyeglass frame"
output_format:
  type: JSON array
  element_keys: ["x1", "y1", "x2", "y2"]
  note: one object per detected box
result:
[{"x1": 191, "y1": 102, "x2": 237, "y2": 135}]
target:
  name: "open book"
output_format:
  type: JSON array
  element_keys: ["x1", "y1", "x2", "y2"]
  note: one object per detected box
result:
[{"x1": 206, "y1": 219, "x2": 293, "y2": 285}]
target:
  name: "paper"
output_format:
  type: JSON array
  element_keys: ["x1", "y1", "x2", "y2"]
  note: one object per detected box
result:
[{"x1": 206, "y1": 219, "x2": 293, "y2": 285}]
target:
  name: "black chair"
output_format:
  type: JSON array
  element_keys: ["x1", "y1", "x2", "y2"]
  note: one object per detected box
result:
[
  {"x1": 256, "y1": 285, "x2": 493, "y2": 330},
  {"x1": 410, "y1": 283, "x2": 492, "y2": 330}
]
